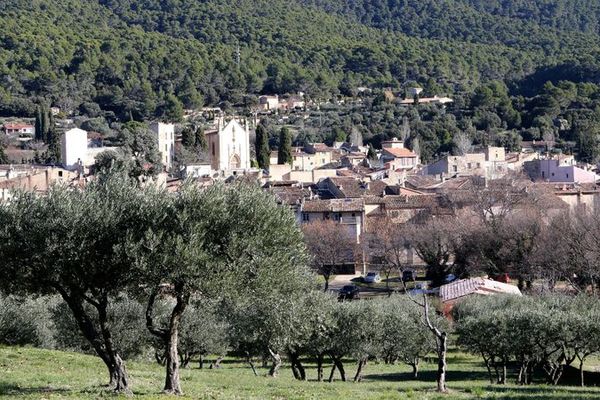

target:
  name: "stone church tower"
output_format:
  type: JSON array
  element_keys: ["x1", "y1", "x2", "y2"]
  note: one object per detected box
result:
[{"x1": 206, "y1": 117, "x2": 251, "y2": 171}]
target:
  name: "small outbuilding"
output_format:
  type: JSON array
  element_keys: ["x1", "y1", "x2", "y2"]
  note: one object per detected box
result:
[{"x1": 439, "y1": 277, "x2": 522, "y2": 316}]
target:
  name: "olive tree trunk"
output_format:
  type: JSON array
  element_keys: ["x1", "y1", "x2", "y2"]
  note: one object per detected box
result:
[
  {"x1": 58, "y1": 288, "x2": 131, "y2": 393},
  {"x1": 268, "y1": 348, "x2": 282, "y2": 377},
  {"x1": 423, "y1": 293, "x2": 447, "y2": 393},
  {"x1": 146, "y1": 286, "x2": 190, "y2": 395}
]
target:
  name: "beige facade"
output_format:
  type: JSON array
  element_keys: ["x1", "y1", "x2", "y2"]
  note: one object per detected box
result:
[
  {"x1": 150, "y1": 122, "x2": 175, "y2": 170},
  {"x1": 206, "y1": 118, "x2": 251, "y2": 172},
  {"x1": 425, "y1": 147, "x2": 508, "y2": 179}
]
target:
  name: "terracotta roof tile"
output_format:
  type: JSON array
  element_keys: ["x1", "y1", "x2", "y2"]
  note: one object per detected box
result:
[
  {"x1": 383, "y1": 148, "x2": 417, "y2": 158},
  {"x1": 302, "y1": 198, "x2": 364, "y2": 213},
  {"x1": 439, "y1": 278, "x2": 521, "y2": 303}
]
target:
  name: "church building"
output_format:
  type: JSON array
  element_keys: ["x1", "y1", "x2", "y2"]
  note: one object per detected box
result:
[{"x1": 205, "y1": 118, "x2": 251, "y2": 172}]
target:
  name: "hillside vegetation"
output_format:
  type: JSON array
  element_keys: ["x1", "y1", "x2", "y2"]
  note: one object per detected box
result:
[{"x1": 3, "y1": 0, "x2": 600, "y2": 120}]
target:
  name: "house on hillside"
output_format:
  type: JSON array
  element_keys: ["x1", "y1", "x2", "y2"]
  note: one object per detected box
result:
[
  {"x1": 149, "y1": 122, "x2": 175, "y2": 171},
  {"x1": 298, "y1": 198, "x2": 365, "y2": 245},
  {"x1": 523, "y1": 155, "x2": 598, "y2": 184},
  {"x1": 3, "y1": 123, "x2": 34, "y2": 136},
  {"x1": 381, "y1": 138, "x2": 419, "y2": 170},
  {"x1": 423, "y1": 147, "x2": 507, "y2": 179},
  {"x1": 400, "y1": 95, "x2": 453, "y2": 106},
  {"x1": 258, "y1": 95, "x2": 280, "y2": 111}
]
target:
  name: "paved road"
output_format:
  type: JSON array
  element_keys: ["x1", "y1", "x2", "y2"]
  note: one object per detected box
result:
[{"x1": 328, "y1": 274, "x2": 361, "y2": 292}]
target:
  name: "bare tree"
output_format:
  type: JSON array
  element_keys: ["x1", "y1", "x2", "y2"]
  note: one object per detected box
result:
[
  {"x1": 534, "y1": 209, "x2": 600, "y2": 294},
  {"x1": 400, "y1": 276, "x2": 449, "y2": 393},
  {"x1": 401, "y1": 117, "x2": 411, "y2": 144},
  {"x1": 361, "y1": 218, "x2": 411, "y2": 293},
  {"x1": 453, "y1": 131, "x2": 472, "y2": 156},
  {"x1": 410, "y1": 217, "x2": 456, "y2": 288},
  {"x1": 302, "y1": 220, "x2": 355, "y2": 291}
]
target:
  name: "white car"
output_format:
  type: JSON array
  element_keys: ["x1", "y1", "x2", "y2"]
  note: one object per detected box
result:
[{"x1": 364, "y1": 272, "x2": 381, "y2": 283}]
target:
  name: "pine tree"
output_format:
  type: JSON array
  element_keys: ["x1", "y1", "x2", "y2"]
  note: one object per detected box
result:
[
  {"x1": 255, "y1": 124, "x2": 270, "y2": 170},
  {"x1": 181, "y1": 126, "x2": 195, "y2": 148},
  {"x1": 164, "y1": 94, "x2": 184, "y2": 122},
  {"x1": 277, "y1": 127, "x2": 292, "y2": 165},
  {"x1": 195, "y1": 126, "x2": 207, "y2": 150}
]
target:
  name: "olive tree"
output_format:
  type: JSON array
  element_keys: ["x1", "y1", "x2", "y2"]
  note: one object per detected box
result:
[
  {"x1": 0, "y1": 173, "x2": 167, "y2": 393},
  {"x1": 178, "y1": 300, "x2": 229, "y2": 369},
  {"x1": 140, "y1": 182, "x2": 312, "y2": 394},
  {"x1": 379, "y1": 295, "x2": 436, "y2": 378},
  {"x1": 228, "y1": 293, "x2": 313, "y2": 379}
]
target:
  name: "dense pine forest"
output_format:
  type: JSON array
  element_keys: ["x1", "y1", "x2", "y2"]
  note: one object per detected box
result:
[{"x1": 2, "y1": 0, "x2": 600, "y2": 118}]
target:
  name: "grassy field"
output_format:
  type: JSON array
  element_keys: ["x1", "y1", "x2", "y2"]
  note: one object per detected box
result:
[{"x1": 2, "y1": 347, "x2": 600, "y2": 399}]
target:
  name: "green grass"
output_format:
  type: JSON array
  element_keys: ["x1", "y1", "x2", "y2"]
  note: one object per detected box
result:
[{"x1": 1, "y1": 346, "x2": 600, "y2": 399}]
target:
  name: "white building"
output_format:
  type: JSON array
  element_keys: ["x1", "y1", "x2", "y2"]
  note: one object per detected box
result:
[
  {"x1": 61, "y1": 128, "x2": 88, "y2": 170},
  {"x1": 205, "y1": 118, "x2": 251, "y2": 172},
  {"x1": 3, "y1": 123, "x2": 35, "y2": 136},
  {"x1": 149, "y1": 122, "x2": 175, "y2": 171}
]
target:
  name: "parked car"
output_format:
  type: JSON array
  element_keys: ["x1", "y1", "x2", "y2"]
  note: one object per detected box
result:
[
  {"x1": 444, "y1": 274, "x2": 456, "y2": 283},
  {"x1": 364, "y1": 272, "x2": 381, "y2": 283},
  {"x1": 408, "y1": 283, "x2": 430, "y2": 296},
  {"x1": 338, "y1": 285, "x2": 360, "y2": 300},
  {"x1": 402, "y1": 269, "x2": 417, "y2": 282}
]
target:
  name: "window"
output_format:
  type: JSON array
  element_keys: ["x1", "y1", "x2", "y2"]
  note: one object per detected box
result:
[
  {"x1": 334, "y1": 213, "x2": 340, "y2": 221},
  {"x1": 477, "y1": 163, "x2": 481, "y2": 168},
  {"x1": 566, "y1": 173, "x2": 569, "y2": 179},
  {"x1": 551, "y1": 173, "x2": 555, "y2": 177},
  {"x1": 212, "y1": 143, "x2": 215, "y2": 156},
  {"x1": 467, "y1": 163, "x2": 472, "y2": 169},
  {"x1": 302, "y1": 213, "x2": 310, "y2": 222},
  {"x1": 58, "y1": 171, "x2": 63, "y2": 177},
  {"x1": 453, "y1": 165, "x2": 458, "y2": 172}
]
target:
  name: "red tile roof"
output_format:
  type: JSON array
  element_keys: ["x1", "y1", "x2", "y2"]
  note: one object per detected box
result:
[
  {"x1": 439, "y1": 277, "x2": 521, "y2": 303},
  {"x1": 3, "y1": 123, "x2": 33, "y2": 130},
  {"x1": 383, "y1": 148, "x2": 417, "y2": 158}
]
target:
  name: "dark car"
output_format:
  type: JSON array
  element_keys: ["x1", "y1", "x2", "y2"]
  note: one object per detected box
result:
[
  {"x1": 402, "y1": 269, "x2": 417, "y2": 282},
  {"x1": 338, "y1": 284, "x2": 360, "y2": 300}
]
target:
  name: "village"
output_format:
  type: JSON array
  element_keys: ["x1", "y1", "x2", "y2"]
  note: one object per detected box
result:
[
  {"x1": 3, "y1": 88, "x2": 600, "y2": 398},
  {"x1": 2, "y1": 97, "x2": 599, "y2": 309}
]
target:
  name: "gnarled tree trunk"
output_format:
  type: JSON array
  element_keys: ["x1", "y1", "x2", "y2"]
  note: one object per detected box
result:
[
  {"x1": 268, "y1": 348, "x2": 282, "y2": 377},
  {"x1": 289, "y1": 352, "x2": 306, "y2": 381},
  {"x1": 146, "y1": 285, "x2": 189, "y2": 395},
  {"x1": 210, "y1": 356, "x2": 223, "y2": 369},
  {"x1": 316, "y1": 354, "x2": 324, "y2": 382},
  {"x1": 58, "y1": 288, "x2": 131, "y2": 393},
  {"x1": 353, "y1": 358, "x2": 367, "y2": 382},
  {"x1": 97, "y1": 297, "x2": 130, "y2": 393}
]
